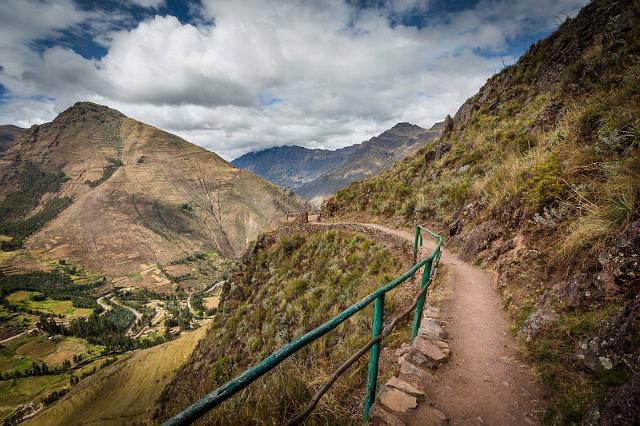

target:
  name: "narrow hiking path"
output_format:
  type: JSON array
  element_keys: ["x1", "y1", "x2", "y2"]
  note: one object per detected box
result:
[{"x1": 310, "y1": 220, "x2": 543, "y2": 425}]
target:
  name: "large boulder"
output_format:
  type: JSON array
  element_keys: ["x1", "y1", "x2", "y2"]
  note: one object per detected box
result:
[
  {"x1": 519, "y1": 304, "x2": 559, "y2": 342},
  {"x1": 379, "y1": 387, "x2": 417, "y2": 414},
  {"x1": 423, "y1": 142, "x2": 452, "y2": 165}
]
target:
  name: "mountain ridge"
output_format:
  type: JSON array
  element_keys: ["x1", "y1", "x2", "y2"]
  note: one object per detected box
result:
[
  {"x1": 0, "y1": 124, "x2": 25, "y2": 153},
  {"x1": 232, "y1": 121, "x2": 442, "y2": 205}
]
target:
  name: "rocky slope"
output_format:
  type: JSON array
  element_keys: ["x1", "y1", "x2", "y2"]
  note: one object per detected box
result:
[
  {"x1": 322, "y1": 0, "x2": 639, "y2": 423},
  {"x1": 232, "y1": 122, "x2": 442, "y2": 205},
  {"x1": 0, "y1": 102, "x2": 304, "y2": 288},
  {"x1": 0, "y1": 124, "x2": 25, "y2": 153}
]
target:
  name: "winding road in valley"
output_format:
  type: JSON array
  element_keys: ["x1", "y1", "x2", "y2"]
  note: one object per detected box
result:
[
  {"x1": 96, "y1": 295, "x2": 113, "y2": 313},
  {"x1": 310, "y1": 220, "x2": 543, "y2": 425},
  {"x1": 96, "y1": 294, "x2": 144, "y2": 336}
]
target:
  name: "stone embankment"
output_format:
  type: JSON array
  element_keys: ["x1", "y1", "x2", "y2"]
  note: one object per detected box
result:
[{"x1": 370, "y1": 304, "x2": 450, "y2": 425}]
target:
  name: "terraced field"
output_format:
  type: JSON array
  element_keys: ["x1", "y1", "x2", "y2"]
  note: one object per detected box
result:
[{"x1": 0, "y1": 332, "x2": 105, "y2": 421}]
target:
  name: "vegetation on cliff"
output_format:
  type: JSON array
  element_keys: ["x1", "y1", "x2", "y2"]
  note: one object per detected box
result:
[
  {"x1": 158, "y1": 228, "x2": 413, "y2": 424},
  {"x1": 322, "y1": 1, "x2": 639, "y2": 423},
  {"x1": 0, "y1": 162, "x2": 71, "y2": 250}
]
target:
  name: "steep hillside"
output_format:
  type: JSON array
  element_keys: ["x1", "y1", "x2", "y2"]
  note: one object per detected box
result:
[
  {"x1": 0, "y1": 125, "x2": 24, "y2": 153},
  {"x1": 233, "y1": 122, "x2": 442, "y2": 205},
  {"x1": 322, "y1": 0, "x2": 640, "y2": 423},
  {"x1": 158, "y1": 225, "x2": 415, "y2": 424},
  {"x1": 25, "y1": 324, "x2": 208, "y2": 426},
  {"x1": 0, "y1": 102, "x2": 305, "y2": 287}
]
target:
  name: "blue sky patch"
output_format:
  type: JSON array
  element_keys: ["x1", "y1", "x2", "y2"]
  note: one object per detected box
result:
[{"x1": 258, "y1": 94, "x2": 284, "y2": 107}]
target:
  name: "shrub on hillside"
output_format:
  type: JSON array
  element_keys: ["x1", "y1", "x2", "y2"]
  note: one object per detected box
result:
[{"x1": 523, "y1": 152, "x2": 565, "y2": 213}]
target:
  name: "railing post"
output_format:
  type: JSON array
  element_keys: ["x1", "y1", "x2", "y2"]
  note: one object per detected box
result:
[
  {"x1": 413, "y1": 226, "x2": 420, "y2": 265},
  {"x1": 411, "y1": 260, "x2": 432, "y2": 340},
  {"x1": 363, "y1": 294, "x2": 385, "y2": 422}
]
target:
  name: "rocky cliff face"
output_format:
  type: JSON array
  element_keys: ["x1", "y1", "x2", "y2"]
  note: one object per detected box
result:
[
  {"x1": 232, "y1": 121, "x2": 442, "y2": 205},
  {"x1": 321, "y1": 0, "x2": 640, "y2": 423},
  {"x1": 0, "y1": 102, "x2": 305, "y2": 288}
]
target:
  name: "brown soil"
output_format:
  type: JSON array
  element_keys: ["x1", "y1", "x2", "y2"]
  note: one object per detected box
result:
[
  {"x1": 202, "y1": 296, "x2": 220, "y2": 310},
  {"x1": 312, "y1": 221, "x2": 544, "y2": 424}
]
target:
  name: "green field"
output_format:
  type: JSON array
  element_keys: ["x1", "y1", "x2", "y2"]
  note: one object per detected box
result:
[
  {"x1": 6, "y1": 291, "x2": 93, "y2": 317},
  {"x1": 1, "y1": 333, "x2": 103, "y2": 374},
  {"x1": 0, "y1": 375, "x2": 66, "y2": 406},
  {"x1": 0, "y1": 331, "x2": 106, "y2": 422},
  {"x1": 0, "y1": 307, "x2": 33, "y2": 339}
]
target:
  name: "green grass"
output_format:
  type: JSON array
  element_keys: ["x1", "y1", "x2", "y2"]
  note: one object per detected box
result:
[
  {"x1": 159, "y1": 229, "x2": 410, "y2": 424},
  {"x1": 0, "y1": 335, "x2": 51, "y2": 378},
  {"x1": 0, "y1": 334, "x2": 97, "y2": 375},
  {"x1": 6, "y1": 291, "x2": 93, "y2": 316},
  {"x1": 510, "y1": 299, "x2": 535, "y2": 334},
  {"x1": 0, "y1": 306, "x2": 33, "y2": 338},
  {"x1": 0, "y1": 374, "x2": 66, "y2": 406},
  {"x1": 0, "y1": 270, "x2": 102, "y2": 310},
  {"x1": 127, "y1": 273, "x2": 144, "y2": 283}
]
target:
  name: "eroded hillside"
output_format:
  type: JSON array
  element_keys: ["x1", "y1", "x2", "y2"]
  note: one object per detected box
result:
[
  {"x1": 0, "y1": 102, "x2": 305, "y2": 288},
  {"x1": 322, "y1": 0, "x2": 640, "y2": 423}
]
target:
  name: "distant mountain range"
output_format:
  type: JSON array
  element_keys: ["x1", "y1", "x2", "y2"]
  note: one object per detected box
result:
[
  {"x1": 0, "y1": 125, "x2": 25, "y2": 153},
  {"x1": 232, "y1": 121, "x2": 443, "y2": 205}
]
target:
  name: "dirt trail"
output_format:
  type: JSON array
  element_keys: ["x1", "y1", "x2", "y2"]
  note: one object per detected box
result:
[{"x1": 311, "y1": 221, "x2": 543, "y2": 425}]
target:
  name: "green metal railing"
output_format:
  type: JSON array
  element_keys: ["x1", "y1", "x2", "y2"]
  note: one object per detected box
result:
[{"x1": 163, "y1": 225, "x2": 442, "y2": 426}]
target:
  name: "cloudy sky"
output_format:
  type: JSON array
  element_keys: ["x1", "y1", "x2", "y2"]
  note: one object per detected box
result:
[{"x1": 0, "y1": 0, "x2": 588, "y2": 160}]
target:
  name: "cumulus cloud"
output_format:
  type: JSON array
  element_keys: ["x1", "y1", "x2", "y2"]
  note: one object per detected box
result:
[
  {"x1": 0, "y1": 0, "x2": 588, "y2": 159},
  {"x1": 0, "y1": 0, "x2": 85, "y2": 46}
]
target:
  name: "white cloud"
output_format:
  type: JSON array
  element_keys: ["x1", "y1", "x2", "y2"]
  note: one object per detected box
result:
[
  {"x1": 0, "y1": 0, "x2": 589, "y2": 160},
  {"x1": 0, "y1": 0, "x2": 85, "y2": 46}
]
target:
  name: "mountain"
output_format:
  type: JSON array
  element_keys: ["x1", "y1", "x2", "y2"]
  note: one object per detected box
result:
[
  {"x1": 0, "y1": 124, "x2": 25, "y2": 153},
  {"x1": 0, "y1": 102, "x2": 305, "y2": 287},
  {"x1": 231, "y1": 144, "x2": 360, "y2": 189},
  {"x1": 232, "y1": 122, "x2": 442, "y2": 205},
  {"x1": 322, "y1": 0, "x2": 639, "y2": 423},
  {"x1": 297, "y1": 122, "x2": 443, "y2": 204}
]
